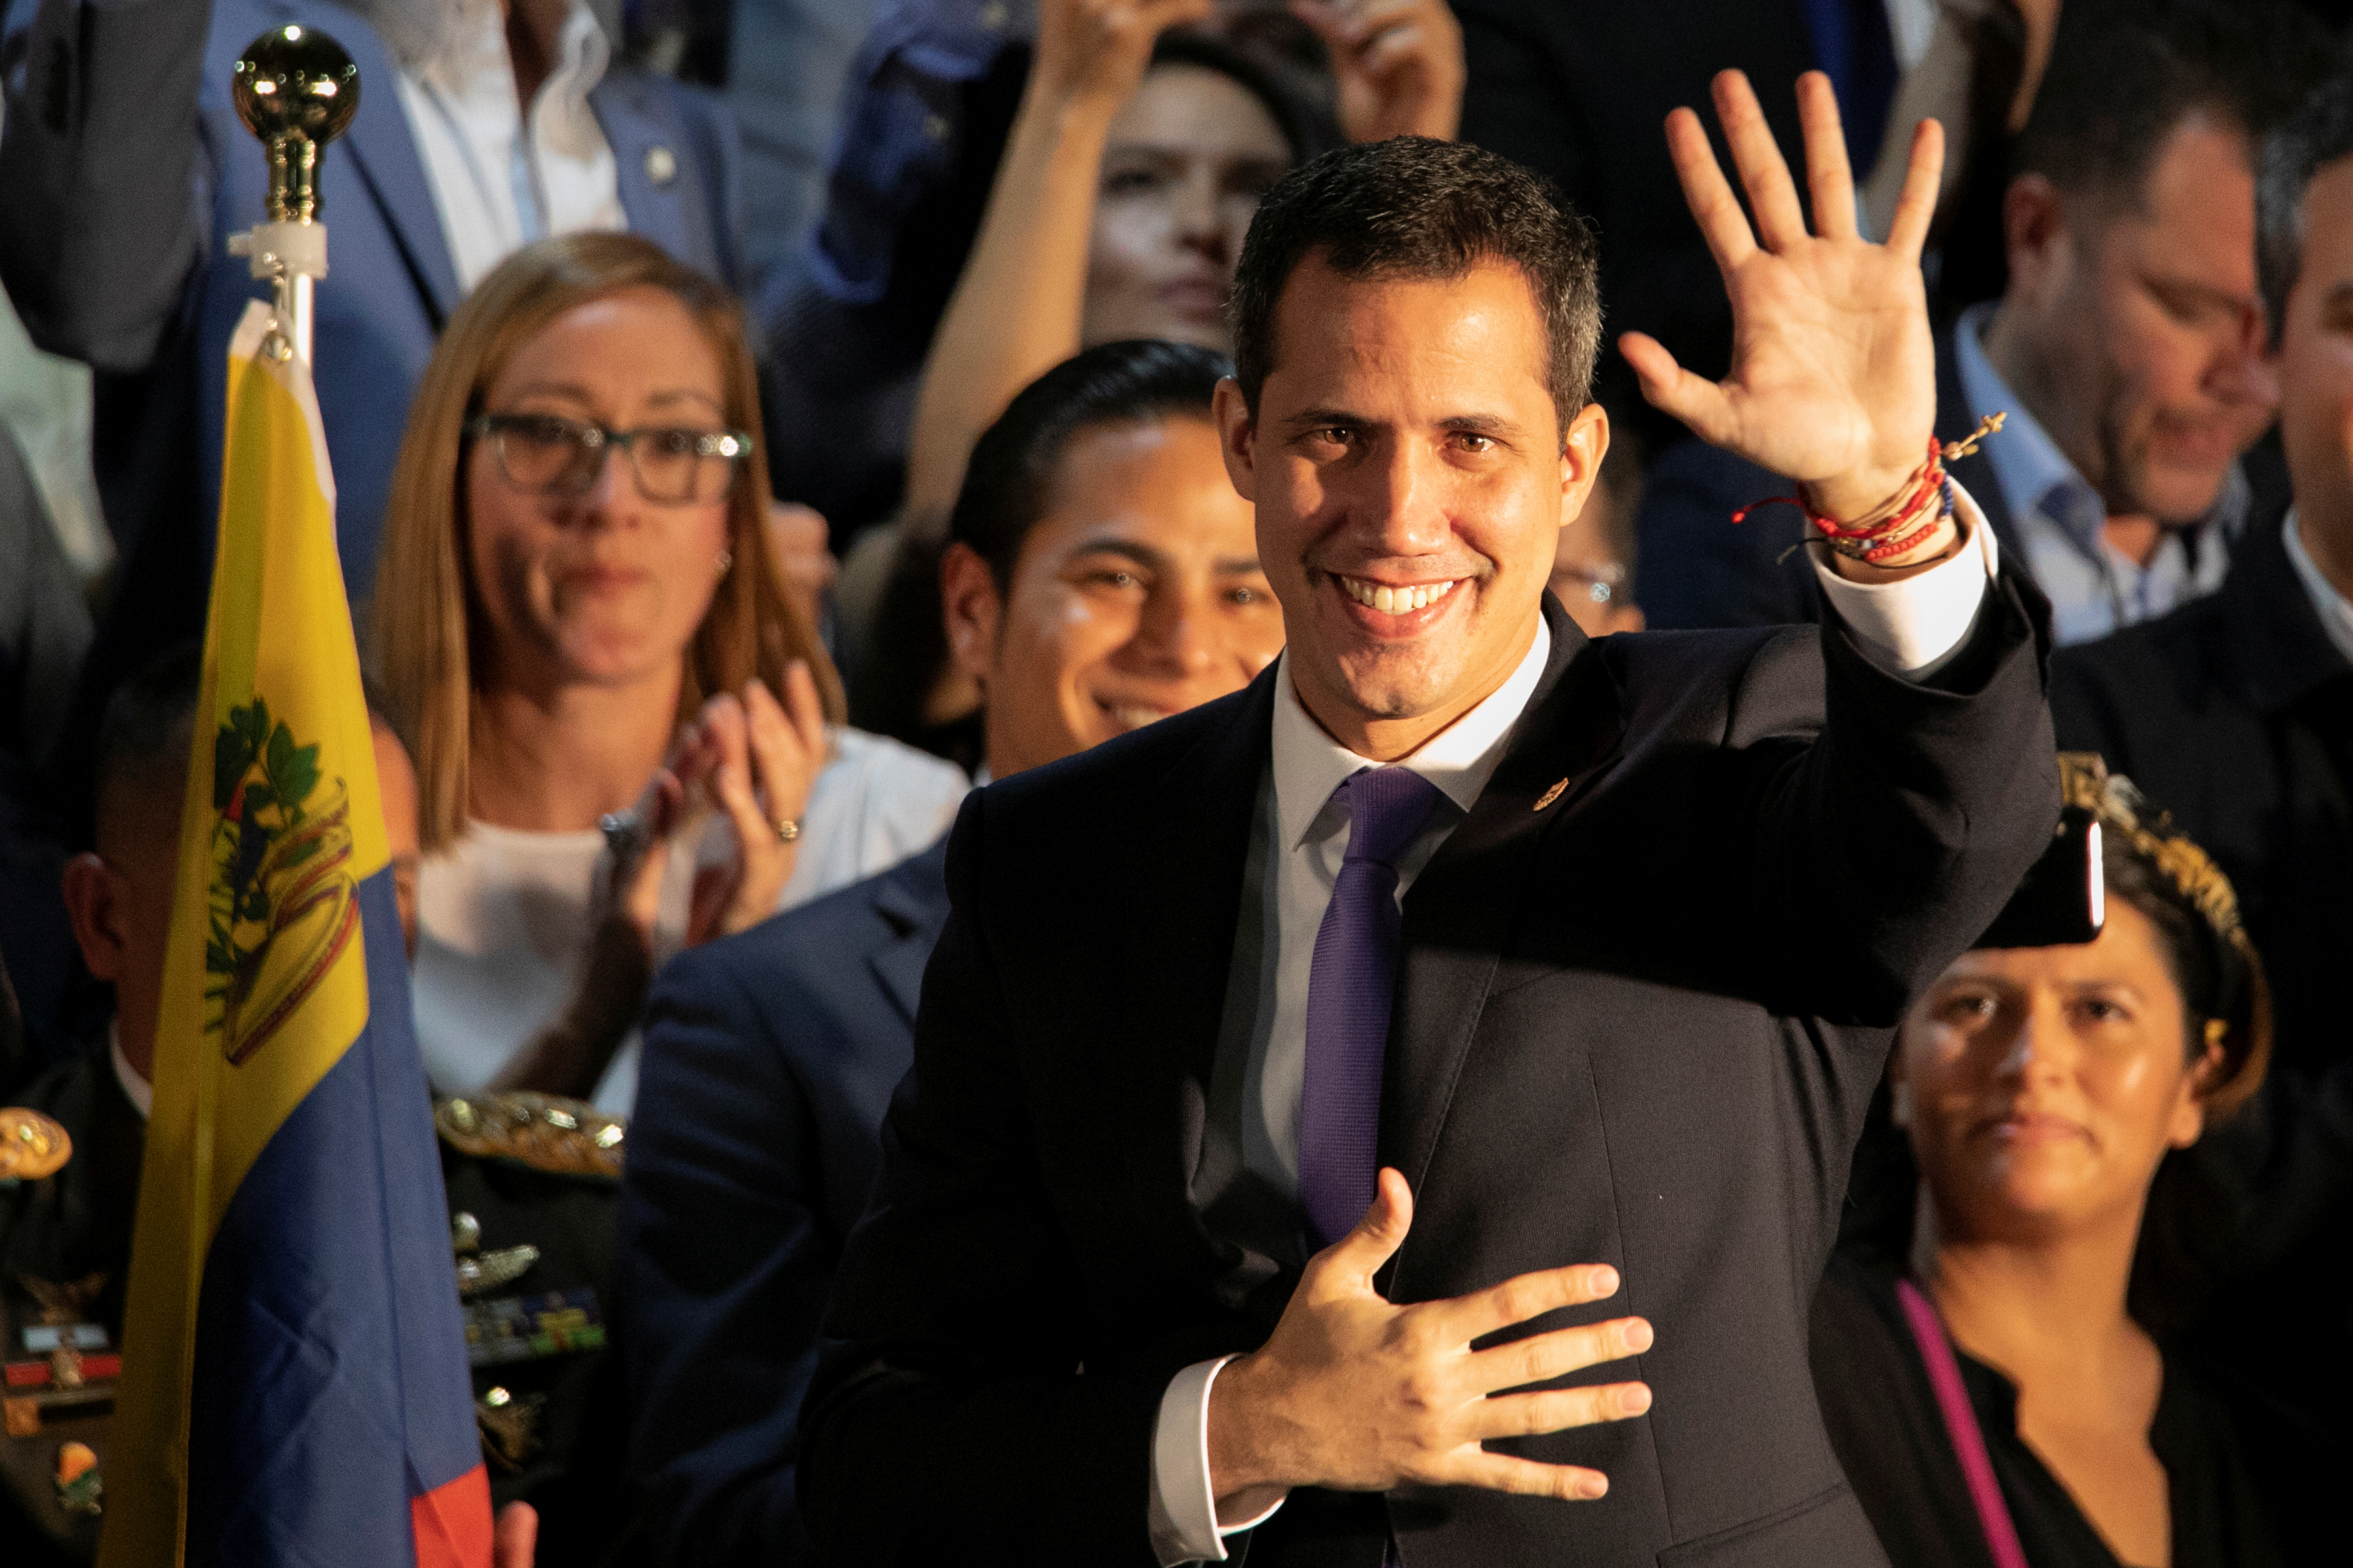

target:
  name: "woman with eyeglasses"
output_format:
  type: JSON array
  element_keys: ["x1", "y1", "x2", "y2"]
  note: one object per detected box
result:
[{"x1": 375, "y1": 233, "x2": 969, "y2": 1113}]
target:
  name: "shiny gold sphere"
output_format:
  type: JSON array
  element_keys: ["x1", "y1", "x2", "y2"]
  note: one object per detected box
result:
[{"x1": 232, "y1": 26, "x2": 360, "y2": 145}]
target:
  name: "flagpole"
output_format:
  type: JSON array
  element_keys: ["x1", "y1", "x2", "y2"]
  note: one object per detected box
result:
[{"x1": 226, "y1": 26, "x2": 357, "y2": 364}]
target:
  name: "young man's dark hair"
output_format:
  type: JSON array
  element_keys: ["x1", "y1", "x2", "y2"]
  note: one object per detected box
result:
[
  {"x1": 2259, "y1": 75, "x2": 2353, "y2": 345},
  {"x1": 83, "y1": 641, "x2": 202, "y2": 854},
  {"x1": 947, "y1": 338, "x2": 1235, "y2": 593},
  {"x1": 2013, "y1": 0, "x2": 2337, "y2": 213},
  {"x1": 1228, "y1": 135, "x2": 1601, "y2": 430}
]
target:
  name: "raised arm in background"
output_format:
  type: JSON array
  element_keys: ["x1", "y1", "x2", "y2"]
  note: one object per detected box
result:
[{"x1": 899, "y1": 0, "x2": 1463, "y2": 521}]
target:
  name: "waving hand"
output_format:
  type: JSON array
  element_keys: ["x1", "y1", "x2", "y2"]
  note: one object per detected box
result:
[{"x1": 1621, "y1": 71, "x2": 1946, "y2": 534}]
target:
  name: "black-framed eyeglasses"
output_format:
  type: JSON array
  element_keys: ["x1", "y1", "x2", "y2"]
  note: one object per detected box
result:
[{"x1": 466, "y1": 412, "x2": 752, "y2": 505}]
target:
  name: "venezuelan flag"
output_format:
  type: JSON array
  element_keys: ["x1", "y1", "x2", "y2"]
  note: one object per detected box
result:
[{"x1": 99, "y1": 301, "x2": 490, "y2": 1567}]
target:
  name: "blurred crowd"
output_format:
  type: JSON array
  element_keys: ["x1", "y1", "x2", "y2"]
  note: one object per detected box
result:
[{"x1": 4, "y1": 0, "x2": 2353, "y2": 1564}]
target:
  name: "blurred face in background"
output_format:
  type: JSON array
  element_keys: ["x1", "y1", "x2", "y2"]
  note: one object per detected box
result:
[
  {"x1": 463, "y1": 288, "x2": 735, "y2": 695},
  {"x1": 2275, "y1": 156, "x2": 2353, "y2": 549},
  {"x1": 945, "y1": 414, "x2": 1284, "y2": 777},
  {"x1": 1548, "y1": 455, "x2": 1644, "y2": 639},
  {"x1": 1082, "y1": 63, "x2": 1292, "y2": 352},
  {"x1": 1892, "y1": 896, "x2": 2218, "y2": 1247},
  {"x1": 1996, "y1": 116, "x2": 2276, "y2": 525}
]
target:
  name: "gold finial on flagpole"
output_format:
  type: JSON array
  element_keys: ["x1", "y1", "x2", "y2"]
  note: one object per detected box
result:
[{"x1": 227, "y1": 27, "x2": 359, "y2": 364}]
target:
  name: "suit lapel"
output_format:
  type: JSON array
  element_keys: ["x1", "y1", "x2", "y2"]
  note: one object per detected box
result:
[
  {"x1": 867, "y1": 849, "x2": 948, "y2": 1025},
  {"x1": 1125, "y1": 670, "x2": 1278, "y2": 1175},
  {"x1": 596, "y1": 76, "x2": 702, "y2": 275},
  {"x1": 1382, "y1": 598, "x2": 1625, "y2": 1197},
  {"x1": 295, "y1": 2, "x2": 464, "y2": 322}
]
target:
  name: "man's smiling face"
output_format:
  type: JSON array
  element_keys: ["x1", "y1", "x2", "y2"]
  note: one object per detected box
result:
[{"x1": 1216, "y1": 253, "x2": 1606, "y2": 758}]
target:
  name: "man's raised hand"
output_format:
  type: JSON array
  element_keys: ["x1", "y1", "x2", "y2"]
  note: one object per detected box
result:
[
  {"x1": 1205, "y1": 1168, "x2": 1653, "y2": 1521},
  {"x1": 1621, "y1": 71, "x2": 1945, "y2": 531}
]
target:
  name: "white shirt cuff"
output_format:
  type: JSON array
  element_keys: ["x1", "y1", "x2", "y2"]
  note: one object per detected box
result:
[
  {"x1": 1148, "y1": 1355, "x2": 1286, "y2": 1565},
  {"x1": 1811, "y1": 481, "x2": 2001, "y2": 676}
]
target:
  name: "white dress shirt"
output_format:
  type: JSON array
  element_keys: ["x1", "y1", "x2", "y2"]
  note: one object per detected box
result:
[
  {"x1": 1147, "y1": 499, "x2": 2002, "y2": 1564},
  {"x1": 393, "y1": 0, "x2": 627, "y2": 294},
  {"x1": 2283, "y1": 509, "x2": 2353, "y2": 665}
]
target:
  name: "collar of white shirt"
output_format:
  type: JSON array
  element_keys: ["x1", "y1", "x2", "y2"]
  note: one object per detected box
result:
[
  {"x1": 2282, "y1": 508, "x2": 2353, "y2": 666},
  {"x1": 1270, "y1": 617, "x2": 1555, "y2": 853},
  {"x1": 109, "y1": 1018, "x2": 153, "y2": 1121}
]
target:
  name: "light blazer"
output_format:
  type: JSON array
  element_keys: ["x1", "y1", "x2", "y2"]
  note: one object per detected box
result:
[
  {"x1": 799, "y1": 584, "x2": 2060, "y2": 1567},
  {"x1": 0, "y1": 0, "x2": 742, "y2": 604}
]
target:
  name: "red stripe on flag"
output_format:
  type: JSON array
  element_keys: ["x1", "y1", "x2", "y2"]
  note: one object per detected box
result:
[{"x1": 411, "y1": 1462, "x2": 494, "y2": 1568}]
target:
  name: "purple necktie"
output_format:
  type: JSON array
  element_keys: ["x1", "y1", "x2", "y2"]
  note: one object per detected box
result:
[{"x1": 1298, "y1": 766, "x2": 1442, "y2": 1249}]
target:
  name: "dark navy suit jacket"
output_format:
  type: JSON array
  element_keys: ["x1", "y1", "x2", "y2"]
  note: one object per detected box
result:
[{"x1": 619, "y1": 838, "x2": 949, "y2": 1565}]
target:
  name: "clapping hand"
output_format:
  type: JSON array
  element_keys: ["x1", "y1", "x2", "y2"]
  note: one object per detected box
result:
[
  {"x1": 1291, "y1": 0, "x2": 1465, "y2": 143},
  {"x1": 1207, "y1": 1169, "x2": 1652, "y2": 1517},
  {"x1": 1621, "y1": 72, "x2": 1951, "y2": 565},
  {"x1": 601, "y1": 663, "x2": 829, "y2": 951}
]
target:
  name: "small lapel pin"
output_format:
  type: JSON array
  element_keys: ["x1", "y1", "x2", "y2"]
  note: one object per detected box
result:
[
  {"x1": 644, "y1": 145, "x2": 678, "y2": 186},
  {"x1": 1533, "y1": 778, "x2": 1569, "y2": 812}
]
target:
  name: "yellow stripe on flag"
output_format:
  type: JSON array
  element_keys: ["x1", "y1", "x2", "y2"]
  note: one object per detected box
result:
[{"x1": 101, "y1": 301, "x2": 390, "y2": 1567}]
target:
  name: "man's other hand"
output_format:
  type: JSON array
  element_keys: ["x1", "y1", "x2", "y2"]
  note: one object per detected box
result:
[{"x1": 1205, "y1": 1168, "x2": 1652, "y2": 1521}]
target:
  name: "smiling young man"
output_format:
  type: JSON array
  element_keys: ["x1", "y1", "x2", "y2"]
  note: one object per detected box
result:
[
  {"x1": 620, "y1": 340, "x2": 1284, "y2": 1564},
  {"x1": 799, "y1": 74, "x2": 2059, "y2": 1567}
]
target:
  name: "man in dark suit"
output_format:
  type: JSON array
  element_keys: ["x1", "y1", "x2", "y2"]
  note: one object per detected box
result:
[
  {"x1": 2050, "y1": 80, "x2": 2353, "y2": 1539},
  {"x1": 798, "y1": 80, "x2": 2057, "y2": 1565},
  {"x1": 619, "y1": 339, "x2": 1287, "y2": 1564},
  {"x1": 1634, "y1": 0, "x2": 2323, "y2": 645}
]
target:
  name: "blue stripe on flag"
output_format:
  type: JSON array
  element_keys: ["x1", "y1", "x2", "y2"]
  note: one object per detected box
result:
[{"x1": 186, "y1": 869, "x2": 479, "y2": 1562}]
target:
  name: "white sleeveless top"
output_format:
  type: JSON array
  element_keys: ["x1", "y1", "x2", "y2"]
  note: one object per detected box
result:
[{"x1": 413, "y1": 727, "x2": 968, "y2": 1113}]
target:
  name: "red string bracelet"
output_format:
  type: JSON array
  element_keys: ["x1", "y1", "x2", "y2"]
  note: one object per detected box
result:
[{"x1": 1730, "y1": 412, "x2": 2007, "y2": 564}]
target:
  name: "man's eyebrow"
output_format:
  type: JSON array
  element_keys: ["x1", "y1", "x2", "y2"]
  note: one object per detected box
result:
[
  {"x1": 1279, "y1": 407, "x2": 1373, "y2": 431},
  {"x1": 1438, "y1": 412, "x2": 1530, "y2": 438},
  {"x1": 1213, "y1": 555, "x2": 1265, "y2": 574},
  {"x1": 1065, "y1": 537, "x2": 1172, "y2": 572}
]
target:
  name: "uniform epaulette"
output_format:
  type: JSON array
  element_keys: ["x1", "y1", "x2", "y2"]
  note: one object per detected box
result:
[
  {"x1": 0, "y1": 1108, "x2": 71, "y2": 1183},
  {"x1": 434, "y1": 1093, "x2": 624, "y2": 1181}
]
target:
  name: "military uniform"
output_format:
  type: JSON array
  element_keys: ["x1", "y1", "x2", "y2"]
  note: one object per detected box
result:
[
  {"x1": 437, "y1": 1091, "x2": 638, "y2": 1564},
  {"x1": 0, "y1": 1058, "x2": 632, "y2": 1562},
  {"x1": 0, "y1": 1051, "x2": 137, "y2": 1565}
]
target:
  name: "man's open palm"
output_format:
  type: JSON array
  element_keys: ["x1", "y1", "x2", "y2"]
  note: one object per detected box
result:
[{"x1": 1622, "y1": 71, "x2": 1944, "y2": 522}]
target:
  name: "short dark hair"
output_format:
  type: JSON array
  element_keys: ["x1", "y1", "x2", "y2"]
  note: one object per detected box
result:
[
  {"x1": 2259, "y1": 77, "x2": 2353, "y2": 343},
  {"x1": 1228, "y1": 137, "x2": 1601, "y2": 433},
  {"x1": 947, "y1": 338, "x2": 1234, "y2": 593},
  {"x1": 88, "y1": 643, "x2": 201, "y2": 854},
  {"x1": 2013, "y1": 0, "x2": 2337, "y2": 211}
]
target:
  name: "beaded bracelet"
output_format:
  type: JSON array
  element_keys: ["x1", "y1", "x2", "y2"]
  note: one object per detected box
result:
[{"x1": 1730, "y1": 413, "x2": 2006, "y2": 565}]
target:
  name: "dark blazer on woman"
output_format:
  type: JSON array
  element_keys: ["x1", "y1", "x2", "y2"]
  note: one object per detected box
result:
[{"x1": 798, "y1": 581, "x2": 2059, "y2": 1567}]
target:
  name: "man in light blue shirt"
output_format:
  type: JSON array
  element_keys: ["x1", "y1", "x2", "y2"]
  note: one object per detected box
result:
[{"x1": 1634, "y1": 0, "x2": 2325, "y2": 643}]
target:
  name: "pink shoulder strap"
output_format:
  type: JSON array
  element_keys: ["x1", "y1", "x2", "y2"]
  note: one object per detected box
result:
[{"x1": 1896, "y1": 1277, "x2": 2033, "y2": 1568}]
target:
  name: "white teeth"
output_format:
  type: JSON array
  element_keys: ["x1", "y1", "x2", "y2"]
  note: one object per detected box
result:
[{"x1": 1343, "y1": 577, "x2": 1458, "y2": 612}]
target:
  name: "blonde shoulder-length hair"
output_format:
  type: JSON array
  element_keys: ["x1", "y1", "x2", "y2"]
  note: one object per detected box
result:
[{"x1": 374, "y1": 232, "x2": 845, "y2": 853}]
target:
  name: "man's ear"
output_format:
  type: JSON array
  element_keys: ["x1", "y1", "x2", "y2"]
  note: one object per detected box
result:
[
  {"x1": 2001, "y1": 173, "x2": 2073, "y2": 307},
  {"x1": 1558, "y1": 401, "x2": 1611, "y2": 528},
  {"x1": 1213, "y1": 378, "x2": 1258, "y2": 502},
  {"x1": 61, "y1": 853, "x2": 128, "y2": 983},
  {"x1": 940, "y1": 541, "x2": 1005, "y2": 688}
]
